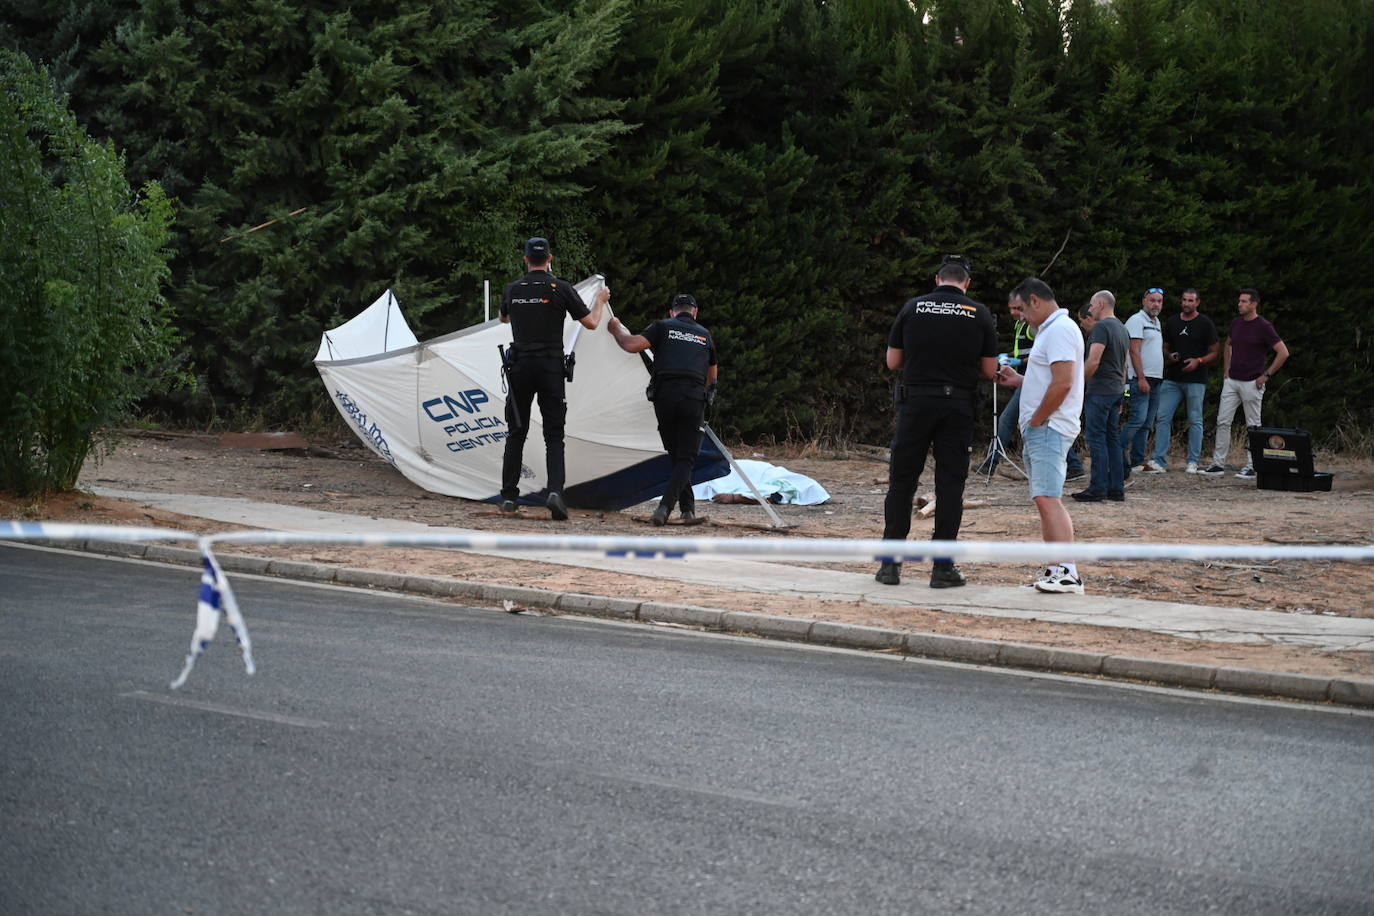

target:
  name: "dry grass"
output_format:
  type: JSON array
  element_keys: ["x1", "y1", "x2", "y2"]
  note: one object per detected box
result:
[{"x1": 1328, "y1": 410, "x2": 1374, "y2": 457}]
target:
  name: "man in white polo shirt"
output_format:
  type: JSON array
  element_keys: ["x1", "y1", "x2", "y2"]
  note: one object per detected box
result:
[{"x1": 994, "y1": 277, "x2": 1086, "y2": 594}]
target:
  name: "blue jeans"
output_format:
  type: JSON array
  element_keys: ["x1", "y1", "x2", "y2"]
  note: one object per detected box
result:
[
  {"x1": 1083, "y1": 392, "x2": 1125, "y2": 494},
  {"x1": 1153, "y1": 380, "x2": 1206, "y2": 466},
  {"x1": 1121, "y1": 377, "x2": 1160, "y2": 468},
  {"x1": 995, "y1": 388, "x2": 1020, "y2": 460}
]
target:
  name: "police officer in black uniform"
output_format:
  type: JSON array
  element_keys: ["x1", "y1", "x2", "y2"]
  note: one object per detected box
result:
[
  {"x1": 608, "y1": 293, "x2": 718, "y2": 526},
  {"x1": 877, "y1": 255, "x2": 998, "y2": 588},
  {"x1": 499, "y1": 237, "x2": 609, "y2": 519}
]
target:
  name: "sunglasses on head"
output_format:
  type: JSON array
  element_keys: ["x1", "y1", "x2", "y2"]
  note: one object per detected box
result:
[{"x1": 1146, "y1": 287, "x2": 1164, "y2": 294}]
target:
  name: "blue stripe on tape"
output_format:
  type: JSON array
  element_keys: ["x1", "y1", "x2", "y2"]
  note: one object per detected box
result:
[
  {"x1": 604, "y1": 550, "x2": 690, "y2": 560},
  {"x1": 4, "y1": 521, "x2": 49, "y2": 537}
]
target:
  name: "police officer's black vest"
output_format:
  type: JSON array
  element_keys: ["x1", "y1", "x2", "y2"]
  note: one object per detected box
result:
[
  {"x1": 652, "y1": 314, "x2": 712, "y2": 383},
  {"x1": 503, "y1": 271, "x2": 585, "y2": 353}
]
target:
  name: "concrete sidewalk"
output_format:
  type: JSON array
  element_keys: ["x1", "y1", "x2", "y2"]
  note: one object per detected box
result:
[{"x1": 92, "y1": 487, "x2": 1374, "y2": 652}]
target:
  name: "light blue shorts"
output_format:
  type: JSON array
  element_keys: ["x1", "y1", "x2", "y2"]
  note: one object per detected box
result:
[{"x1": 1023, "y1": 424, "x2": 1070, "y2": 499}]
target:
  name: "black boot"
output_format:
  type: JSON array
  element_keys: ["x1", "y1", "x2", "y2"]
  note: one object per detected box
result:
[
  {"x1": 875, "y1": 561, "x2": 901, "y2": 585},
  {"x1": 929, "y1": 565, "x2": 967, "y2": 588}
]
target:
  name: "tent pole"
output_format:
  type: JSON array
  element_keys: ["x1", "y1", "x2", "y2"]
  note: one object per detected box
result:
[
  {"x1": 640, "y1": 306, "x2": 790, "y2": 529},
  {"x1": 484, "y1": 280, "x2": 490, "y2": 322},
  {"x1": 701, "y1": 424, "x2": 792, "y2": 529}
]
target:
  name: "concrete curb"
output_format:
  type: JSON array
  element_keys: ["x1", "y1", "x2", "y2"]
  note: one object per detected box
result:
[{"x1": 26, "y1": 538, "x2": 1374, "y2": 710}]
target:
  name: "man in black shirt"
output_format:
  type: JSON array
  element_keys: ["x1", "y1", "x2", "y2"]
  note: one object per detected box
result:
[
  {"x1": 1152, "y1": 288, "x2": 1219, "y2": 473},
  {"x1": 878, "y1": 255, "x2": 998, "y2": 588},
  {"x1": 608, "y1": 294, "x2": 719, "y2": 526},
  {"x1": 499, "y1": 237, "x2": 609, "y2": 519}
]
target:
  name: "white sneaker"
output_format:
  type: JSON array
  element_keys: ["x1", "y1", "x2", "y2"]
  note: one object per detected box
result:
[
  {"x1": 1128, "y1": 464, "x2": 1144, "y2": 474},
  {"x1": 1143, "y1": 460, "x2": 1166, "y2": 473},
  {"x1": 1033, "y1": 565, "x2": 1085, "y2": 595},
  {"x1": 1185, "y1": 462, "x2": 1199, "y2": 473}
]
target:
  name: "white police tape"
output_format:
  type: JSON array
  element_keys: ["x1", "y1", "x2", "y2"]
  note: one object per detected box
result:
[
  {"x1": 11, "y1": 521, "x2": 1372, "y2": 564},
  {"x1": 170, "y1": 546, "x2": 254, "y2": 690},
  {"x1": 5, "y1": 521, "x2": 1373, "y2": 688},
  {"x1": 199, "y1": 529, "x2": 1374, "y2": 564},
  {"x1": 1, "y1": 521, "x2": 189, "y2": 542}
]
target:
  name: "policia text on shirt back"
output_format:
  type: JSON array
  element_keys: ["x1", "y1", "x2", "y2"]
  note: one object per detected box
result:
[{"x1": 890, "y1": 291, "x2": 997, "y2": 402}]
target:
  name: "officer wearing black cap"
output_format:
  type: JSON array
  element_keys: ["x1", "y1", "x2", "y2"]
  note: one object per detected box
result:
[
  {"x1": 499, "y1": 236, "x2": 609, "y2": 519},
  {"x1": 608, "y1": 293, "x2": 718, "y2": 526},
  {"x1": 877, "y1": 254, "x2": 998, "y2": 588}
]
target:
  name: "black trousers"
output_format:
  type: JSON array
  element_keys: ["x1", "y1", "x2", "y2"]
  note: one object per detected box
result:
[
  {"x1": 501, "y1": 354, "x2": 567, "y2": 500},
  {"x1": 653, "y1": 384, "x2": 706, "y2": 516},
  {"x1": 882, "y1": 394, "x2": 975, "y2": 558}
]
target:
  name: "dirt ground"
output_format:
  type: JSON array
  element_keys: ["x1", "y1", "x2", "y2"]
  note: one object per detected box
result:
[{"x1": 7, "y1": 429, "x2": 1373, "y2": 681}]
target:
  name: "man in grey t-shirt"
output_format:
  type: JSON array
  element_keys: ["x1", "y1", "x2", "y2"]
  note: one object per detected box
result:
[{"x1": 1073, "y1": 290, "x2": 1129, "y2": 501}]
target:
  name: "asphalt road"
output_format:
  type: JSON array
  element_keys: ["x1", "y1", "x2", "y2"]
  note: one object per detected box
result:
[{"x1": 2, "y1": 544, "x2": 1372, "y2": 915}]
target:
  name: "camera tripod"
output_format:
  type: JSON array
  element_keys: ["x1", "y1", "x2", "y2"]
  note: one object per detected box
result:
[{"x1": 976, "y1": 375, "x2": 1025, "y2": 481}]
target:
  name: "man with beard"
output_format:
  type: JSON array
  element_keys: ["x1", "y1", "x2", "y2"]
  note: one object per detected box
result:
[{"x1": 1153, "y1": 288, "x2": 1219, "y2": 473}]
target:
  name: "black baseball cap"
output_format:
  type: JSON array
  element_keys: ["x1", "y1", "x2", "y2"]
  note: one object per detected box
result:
[
  {"x1": 524, "y1": 237, "x2": 551, "y2": 260},
  {"x1": 940, "y1": 253, "x2": 971, "y2": 273},
  {"x1": 670, "y1": 293, "x2": 698, "y2": 311}
]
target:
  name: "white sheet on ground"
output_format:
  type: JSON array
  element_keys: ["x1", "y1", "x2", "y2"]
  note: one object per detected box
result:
[{"x1": 690, "y1": 459, "x2": 830, "y2": 505}]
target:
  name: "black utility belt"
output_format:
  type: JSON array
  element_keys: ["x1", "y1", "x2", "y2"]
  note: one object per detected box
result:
[
  {"x1": 645, "y1": 373, "x2": 705, "y2": 403},
  {"x1": 898, "y1": 383, "x2": 974, "y2": 398},
  {"x1": 510, "y1": 344, "x2": 563, "y2": 358}
]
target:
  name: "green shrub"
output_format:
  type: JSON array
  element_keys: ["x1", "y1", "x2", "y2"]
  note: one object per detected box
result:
[{"x1": 0, "y1": 51, "x2": 182, "y2": 495}]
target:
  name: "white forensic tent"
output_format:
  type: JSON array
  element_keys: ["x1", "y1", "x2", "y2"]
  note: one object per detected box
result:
[{"x1": 314, "y1": 277, "x2": 728, "y2": 510}]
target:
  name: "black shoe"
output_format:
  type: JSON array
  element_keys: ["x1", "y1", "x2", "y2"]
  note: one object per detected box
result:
[
  {"x1": 1070, "y1": 489, "x2": 1106, "y2": 502},
  {"x1": 651, "y1": 504, "x2": 670, "y2": 527},
  {"x1": 929, "y1": 565, "x2": 966, "y2": 588},
  {"x1": 500, "y1": 498, "x2": 518, "y2": 514},
  {"x1": 875, "y1": 561, "x2": 901, "y2": 585},
  {"x1": 1107, "y1": 490, "x2": 1125, "y2": 501},
  {"x1": 680, "y1": 508, "x2": 696, "y2": 521},
  {"x1": 546, "y1": 491, "x2": 569, "y2": 521}
]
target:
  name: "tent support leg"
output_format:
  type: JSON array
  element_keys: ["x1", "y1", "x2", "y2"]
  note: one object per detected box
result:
[{"x1": 701, "y1": 424, "x2": 793, "y2": 529}]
